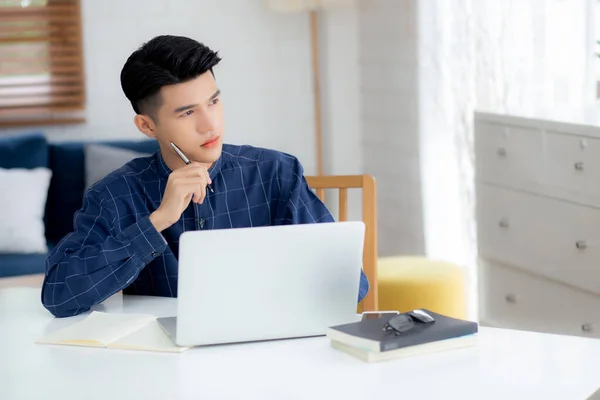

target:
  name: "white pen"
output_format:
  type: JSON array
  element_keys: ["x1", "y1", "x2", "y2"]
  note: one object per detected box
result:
[{"x1": 170, "y1": 141, "x2": 214, "y2": 193}]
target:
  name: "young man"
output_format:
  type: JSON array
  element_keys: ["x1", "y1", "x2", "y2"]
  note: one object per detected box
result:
[{"x1": 42, "y1": 35, "x2": 369, "y2": 318}]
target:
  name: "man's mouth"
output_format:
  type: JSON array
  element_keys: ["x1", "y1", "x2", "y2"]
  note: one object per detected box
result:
[{"x1": 201, "y1": 137, "x2": 220, "y2": 148}]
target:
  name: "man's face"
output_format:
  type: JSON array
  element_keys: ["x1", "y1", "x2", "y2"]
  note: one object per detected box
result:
[{"x1": 149, "y1": 71, "x2": 224, "y2": 165}]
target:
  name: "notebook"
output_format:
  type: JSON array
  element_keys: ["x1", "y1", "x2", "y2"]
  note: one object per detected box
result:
[
  {"x1": 35, "y1": 311, "x2": 190, "y2": 353},
  {"x1": 327, "y1": 309, "x2": 478, "y2": 361},
  {"x1": 330, "y1": 335, "x2": 477, "y2": 362}
]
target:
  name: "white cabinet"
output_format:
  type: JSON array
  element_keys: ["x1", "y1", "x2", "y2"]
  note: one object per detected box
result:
[
  {"x1": 544, "y1": 131, "x2": 600, "y2": 207},
  {"x1": 477, "y1": 184, "x2": 600, "y2": 295},
  {"x1": 475, "y1": 112, "x2": 600, "y2": 338},
  {"x1": 479, "y1": 259, "x2": 600, "y2": 338},
  {"x1": 474, "y1": 120, "x2": 545, "y2": 193}
]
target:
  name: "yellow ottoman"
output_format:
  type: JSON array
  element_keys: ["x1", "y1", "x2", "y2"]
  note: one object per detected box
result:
[{"x1": 378, "y1": 256, "x2": 467, "y2": 319}]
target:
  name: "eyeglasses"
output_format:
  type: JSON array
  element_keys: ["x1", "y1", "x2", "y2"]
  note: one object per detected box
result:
[{"x1": 383, "y1": 309, "x2": 435, "y2": 335}]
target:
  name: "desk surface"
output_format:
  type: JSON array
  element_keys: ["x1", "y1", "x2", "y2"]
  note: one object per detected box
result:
[{"x1": 2, "y1": 287, "x2": 600, "y2": 400}]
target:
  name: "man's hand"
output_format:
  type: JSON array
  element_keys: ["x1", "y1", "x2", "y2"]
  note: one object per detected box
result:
[{"x1": 150, "y1": 163, "x2": 211, "y2": 232}]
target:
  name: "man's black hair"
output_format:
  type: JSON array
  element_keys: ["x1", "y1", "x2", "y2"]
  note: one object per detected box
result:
[{"x1": 120, "y1": 35, "x2": 221, "y2": 121}]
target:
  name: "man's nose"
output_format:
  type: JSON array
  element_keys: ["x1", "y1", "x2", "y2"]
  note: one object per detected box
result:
[{"x1": 196, "y1": 111, "x2": 216, "y2": 133}]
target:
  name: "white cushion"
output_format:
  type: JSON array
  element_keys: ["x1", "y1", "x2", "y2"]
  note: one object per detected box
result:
[{"x1": 0, "y1": 167, "x2": 52, "y2": 254}]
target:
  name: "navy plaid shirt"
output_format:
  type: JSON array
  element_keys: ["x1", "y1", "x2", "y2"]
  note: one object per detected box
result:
[{"x1": 42, "y1": 144, "x2": 369, "y2": 317}]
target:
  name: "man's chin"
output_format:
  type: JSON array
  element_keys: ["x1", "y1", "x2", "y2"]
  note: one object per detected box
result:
[{"x1": 196, "y1": 144, "x2": 222, "y2": 163}]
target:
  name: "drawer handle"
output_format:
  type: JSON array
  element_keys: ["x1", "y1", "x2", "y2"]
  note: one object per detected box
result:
[
  {"x1": 498, "y1": 218, "x2": 510, "y2": 228},
  {"x1": 582, "y1": 323, "x2": 593, "y2": 333},
  {"x1": 497, "y1": 147, "x2": 507, "y2": 157},
  {"x1": 505, "y1": 294, "x2": 517, "y2": 303},
  {"x1": 576, "y1": 241, "x2": 587, "y2": 250},
  {"x1": 574, "y1": 162, "x2": 584, "y2": 171}
]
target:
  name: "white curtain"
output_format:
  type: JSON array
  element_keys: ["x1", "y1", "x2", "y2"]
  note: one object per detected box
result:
[{"x1": 418, "y1": 0, "x2": 595, "y2": 319}]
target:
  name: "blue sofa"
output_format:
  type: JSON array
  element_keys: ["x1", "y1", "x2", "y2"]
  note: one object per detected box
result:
[{"x1": 0, "y1": 132, "x2": 160, "y2": 278}]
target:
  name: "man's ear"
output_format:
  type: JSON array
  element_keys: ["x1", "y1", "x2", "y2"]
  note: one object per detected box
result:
[{"x1": 133, "y1": 114, "x2": 157, "y2": 138}]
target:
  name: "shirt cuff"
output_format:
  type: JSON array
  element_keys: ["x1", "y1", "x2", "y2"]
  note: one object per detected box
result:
[
  {"x1": 358, "y1": 269, "x2": 370, "y2": 303},
  {"x1": 117, "y1": 216, "x2": 168, "y2": 264}
]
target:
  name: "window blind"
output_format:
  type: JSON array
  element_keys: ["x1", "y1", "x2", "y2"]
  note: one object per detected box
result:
[{"x1": 0, "y1": 0, "x2": 85, "y2": 127}]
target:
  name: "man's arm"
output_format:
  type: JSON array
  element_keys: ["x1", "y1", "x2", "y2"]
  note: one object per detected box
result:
[
  {"x1": 43, "y1": 161, "x2": 213, "y2": 317},
  {"x1": 276, "y1": 155, "x2": 370, "y2": 303},
  {"x1": 42, "y1": 190, "x2": 167, "y2": 318}
]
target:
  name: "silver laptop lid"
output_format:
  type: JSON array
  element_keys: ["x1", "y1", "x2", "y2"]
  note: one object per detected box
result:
[{"x1": 175, "y1": 221, "x2": 365, "y2": 347}]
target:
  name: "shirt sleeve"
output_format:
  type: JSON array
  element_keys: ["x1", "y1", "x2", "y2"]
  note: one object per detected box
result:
[
  {"x1": 278, "y1": 156, "x2": 335, "y2": 224},
  {"x1": 358, "y1": 270, "x2": 369, "y2": 303},
  {"x1": 41, "y1": 190, "x2": 168, "y2": 318}
]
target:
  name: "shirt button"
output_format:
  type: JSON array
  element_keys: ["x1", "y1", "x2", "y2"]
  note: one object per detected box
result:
[
  {"x1": 151, "y1": 251, "x2": 159, "y2": 258},
  {"x1": 198, "y1": 218, "x2": 205, "y2": 228}
]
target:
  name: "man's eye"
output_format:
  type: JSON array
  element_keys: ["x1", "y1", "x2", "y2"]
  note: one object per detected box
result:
[
  {"x1": 182, "y1": 110, "x2": 194, "y2": 117},
  {"x1": 210, "y1": 98, "x2": 220, "y2": 106}
]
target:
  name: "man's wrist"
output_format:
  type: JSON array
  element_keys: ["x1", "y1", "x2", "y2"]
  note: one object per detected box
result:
[{"x1": 149, "y1": 210, "x2": 171, "y2": 232}]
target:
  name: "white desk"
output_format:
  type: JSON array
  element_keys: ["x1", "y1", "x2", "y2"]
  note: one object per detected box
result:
[{"x1": 1, "y1": 287, "x2": 600, "y2": 400}]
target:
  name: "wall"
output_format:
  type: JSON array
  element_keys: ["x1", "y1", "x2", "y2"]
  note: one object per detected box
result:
[
  {"x1": 0, "y1": 0, "x2": 338, "y2": 177},
  {"x1": 358, "y1": 0, "x2": 424, "y2": 257},
  {"x1": 5, "y1": 0, "x2": 592, "y2": 278},
  {"x1": 357, "y1": 0, "x2": 594, "y2": 319},
  {"x1": 0, "y1": 0, "x2": 367, "y2": 241},
  {"x1": 318, "y1": 0, "x2": 363, "y2": 222},
  {"x1": 356, "y1": 0, "x2": 594, "y2": 255}
]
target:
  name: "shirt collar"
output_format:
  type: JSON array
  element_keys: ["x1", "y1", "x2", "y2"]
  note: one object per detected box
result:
[{"x1": 157, "y1": 150, "x2": 223, "y2": 180}]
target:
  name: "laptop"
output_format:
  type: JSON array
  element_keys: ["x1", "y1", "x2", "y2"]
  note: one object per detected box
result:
[{"x1": 157, "y1": 221, "x2": 365, "y2": 347}]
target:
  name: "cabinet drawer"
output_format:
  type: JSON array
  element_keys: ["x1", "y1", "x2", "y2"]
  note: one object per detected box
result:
[
  {"x1": 545, "y1": 131, "x2": 600, "y2": 207},
  {"x1": 474, "y1": 121, "x2": 544, "y2": 191},
  {"x1": 477, "y1": 184, "x2": 600, "y2": 295},
  {"x1": 477, "y1": 185, "x2": 544, "y2": 272},
  {"x1": 479, "y1": 260, "x2": 600, "y2": 338}
]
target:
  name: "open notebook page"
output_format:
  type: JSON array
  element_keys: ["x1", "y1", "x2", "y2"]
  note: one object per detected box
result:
[
  {"x1": 108, "y1": 320, "x2": 190, "y2": 353},
  {"x1": 36, "y1": 311, "x2": 156, "y2": 347}
]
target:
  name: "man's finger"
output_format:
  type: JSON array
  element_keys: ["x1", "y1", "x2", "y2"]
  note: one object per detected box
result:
[
  {"x1": 194, "y1": 184, "x2": 207, "y2": 204},
  {"x1": 178, "y1": 178, "x2": 207, "y2": 204},
  {"x1": 178, "y1": 166, "x2": 210, "y2": 180}
]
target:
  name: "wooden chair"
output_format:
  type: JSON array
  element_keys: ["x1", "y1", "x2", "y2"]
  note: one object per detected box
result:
[{"x1": 305, "y1": 175, "x2": 378, "y2": 311}]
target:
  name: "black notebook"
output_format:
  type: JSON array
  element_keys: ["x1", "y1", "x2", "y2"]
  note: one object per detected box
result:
[{"x1": 327, "y1": 309, "x2": 478, "y2": 355}]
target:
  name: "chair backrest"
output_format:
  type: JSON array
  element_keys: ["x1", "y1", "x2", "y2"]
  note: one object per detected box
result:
[{"x1": 305, "y1": 174, "x2": 378, "y2": 311}]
